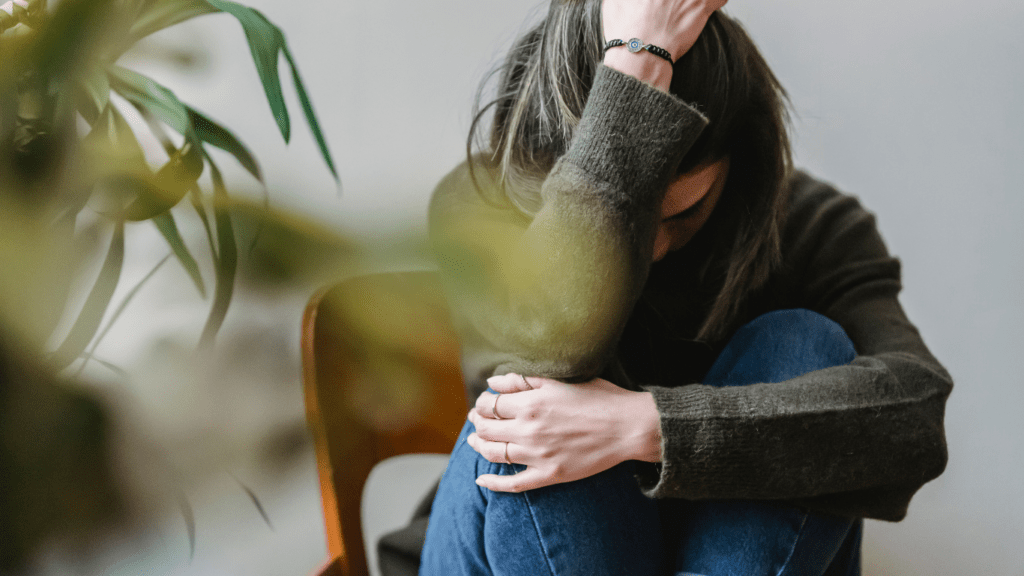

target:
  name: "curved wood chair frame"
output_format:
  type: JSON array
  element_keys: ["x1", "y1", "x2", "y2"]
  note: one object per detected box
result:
[{"x1": 302, "y1": 272, "x2": 466, "y2": 576}]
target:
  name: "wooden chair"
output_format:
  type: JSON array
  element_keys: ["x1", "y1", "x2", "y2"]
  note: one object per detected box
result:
[{"x1": 301, "y1": 272, "x2": 467, "y2": 576}]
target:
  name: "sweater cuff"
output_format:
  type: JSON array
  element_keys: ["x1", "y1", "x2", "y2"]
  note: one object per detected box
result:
[
  {"x1": 636, "y1": 384, "x2": 713, "y2": 499},
  {"x1": 639, "y1": 383, "x2": 785, "y2": 499},
  {"x1": 556, "y1": 65, "x2": 709, "y2": 206}
]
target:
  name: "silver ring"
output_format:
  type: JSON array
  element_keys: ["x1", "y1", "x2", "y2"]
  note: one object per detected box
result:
[
  {"x1": 492, "y1": 393, "x2": 504, "y2": 420},
  {"x1": 520, "y1": 374, "x2": 533, "y2": 390},
  {"x1": 504, "y1": 441, "x2": 513, "y2": 465}
]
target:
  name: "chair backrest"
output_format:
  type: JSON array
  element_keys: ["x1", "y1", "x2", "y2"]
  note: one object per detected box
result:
[{"x1": 302, "y1": 272, "x2": 467, "y2": 576}]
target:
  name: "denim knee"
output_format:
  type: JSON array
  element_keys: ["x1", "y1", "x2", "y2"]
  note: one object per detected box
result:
[{"x1": 705, "y1": 309, "x2": 857, "y2": 387}]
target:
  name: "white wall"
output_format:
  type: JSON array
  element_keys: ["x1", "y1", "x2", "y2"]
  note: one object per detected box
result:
[{"x1": 73, "y1": 1, "x2": 1023, "y2": 574}]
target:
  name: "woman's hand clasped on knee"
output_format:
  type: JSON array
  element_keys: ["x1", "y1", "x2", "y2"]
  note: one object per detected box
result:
[{"x1": 466, "y1": 373, "x2": 662, "y2": 493}]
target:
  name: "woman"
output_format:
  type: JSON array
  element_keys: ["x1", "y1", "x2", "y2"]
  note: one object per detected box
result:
[{"x1": 383, "y1": 0, "x2": 952, "y2": 574}]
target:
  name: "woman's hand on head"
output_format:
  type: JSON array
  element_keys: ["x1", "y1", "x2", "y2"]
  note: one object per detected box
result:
[
  {"x1": 466, "y1": 373, "x2": 662, "y2": 493},
  {"x1": 601, "y1": 0, "x2": 727, "y2": 90}
]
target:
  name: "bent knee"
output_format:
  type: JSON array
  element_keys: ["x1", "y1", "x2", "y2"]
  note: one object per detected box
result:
[{"x1": 707, "y1": 309, "x2": 857, "y2": 386}]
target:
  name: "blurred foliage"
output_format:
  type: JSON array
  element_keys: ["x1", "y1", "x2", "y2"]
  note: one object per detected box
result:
[
  {"x1": 0, "y1": 332, "x2": 123, "y2": 573},
  {"x1": 0, "y1": 0, "x2": 337, "y2": 363},
  {"x1": 0, "y1": 0, "x2": 340, "y2": 568}
]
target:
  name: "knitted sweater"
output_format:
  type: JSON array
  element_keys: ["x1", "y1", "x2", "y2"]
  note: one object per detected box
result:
[{"x1": 380, "y1": 63, "x2": 952, "y2": 574}]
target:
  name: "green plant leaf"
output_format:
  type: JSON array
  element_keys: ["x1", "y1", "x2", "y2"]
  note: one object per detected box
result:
[
  {"x1": 74, "y1": 62, "x2": 111, "y2": 126},
  {"x1": 78, "y1": 105, "x2": 149, "y2": 217},
  {"x1": 283, "y1": 49, "x2": 338, "y2": 181},
  {"x1": 93, "y1": 357, "x2": 128, "y2": 378},
  {"x1": 108, "y1": 65, "x2": 193, "y2": 138},
  {"x1": 201, "y1": 0, "x2": 337, "y2": 180},
  {"x1": 51, "y1": 221, "x2": 125, "y2": 369},
  {"x1": 177, "y1": 493, "x2": 196, "y2": 562},
  {"x1": 33, "y1": 0, "x2": 116, "y2": 82},
  {"x1": 198, "y1": 155, "x2": 236, "y2": 347},
  {"x1": 190, "y1": 184, "x2": 218, "y2": 262},
  {"x1": 230, "y1": 473, "x2": 274, "y2": 531},
  {"x1": 187, "y1": 106, "x2": 261, "y2": 181},
  {"x1": 125, "y1": 0, "x2": 217, "y2": 49},
  {"x1": 121, "y1": 139, "x2": 204, "y2": 220},
  {"x1": 82, "y1": 104, "x2": 147, "y2": 168},
  {"x1": 152, "y1": 212, "x2": 206, "y2": 296},
  {"x1": 76, "y1": 253, "x2": 171, "y2": 377},
  {"x1": 203, "y1": 0, "x2": 289, "y2": 141}
]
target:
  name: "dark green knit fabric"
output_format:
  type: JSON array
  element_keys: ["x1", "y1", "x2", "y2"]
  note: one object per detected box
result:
[{"x1": 378, "y1": 64, "x2": 952, "y2": 575}]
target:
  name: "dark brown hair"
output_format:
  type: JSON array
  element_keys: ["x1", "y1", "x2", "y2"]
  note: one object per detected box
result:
[{"x1": 468, "y1": 3, "x2": 791, "y2": 340}]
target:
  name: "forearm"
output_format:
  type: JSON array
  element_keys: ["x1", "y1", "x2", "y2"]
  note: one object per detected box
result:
[
  {"x1": 433, "y1": 66, "x2": 707, "y2": 391},
  {"x1": 641, "y1": 352, "x2": 950, "y2": 503},
  {"x1": 637, "y1": 269, "x2": 951, "y2": 518},
  {"x1": 603, "y1": 49, "x2": 673, "y2": 93}
]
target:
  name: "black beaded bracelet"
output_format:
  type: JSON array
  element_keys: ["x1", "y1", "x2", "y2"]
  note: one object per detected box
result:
[{"x1": 604, "y1": 38, "x2": 674, "y2": 64}]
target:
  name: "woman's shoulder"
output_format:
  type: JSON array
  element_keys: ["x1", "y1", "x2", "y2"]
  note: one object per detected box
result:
[
  {"x1": 785, "y1": 170, "x2": 868, "y2": 217},
  {"x1": 783, "y1": 170, "x2": 887, "y2": 247},
  {"x1": 780, "y1": 169, "x2": 899, "y2": 285}
]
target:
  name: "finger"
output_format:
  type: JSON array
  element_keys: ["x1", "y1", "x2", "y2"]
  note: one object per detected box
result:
[
  {"x1": 466, "y1": 433, "x2": 522, "y2": 465},
  {"x1": 467, "y1": 409, "x2": 518, "y2": 442},
  {"x1": 474, "y1": 390, "x2": 521, "y2": 420},
  {"x1": 476, "y1": 467, "x2": 552, "y2": 493},
  {"x1": 485, "y1": 372, "x2": 539, "y2": 394}
]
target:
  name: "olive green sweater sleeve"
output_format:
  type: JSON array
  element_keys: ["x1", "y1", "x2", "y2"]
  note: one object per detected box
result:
[
  {"x1": 429, "y1": 65, "x2": 708, "y2": 397},
  {"x1": 638, "y1": 176, "x2": 952, "y2": 521}
]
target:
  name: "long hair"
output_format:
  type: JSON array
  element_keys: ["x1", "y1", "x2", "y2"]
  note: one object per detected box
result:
[{"x1": 467, "y1": 1, "x2": 791, "y2": 341}]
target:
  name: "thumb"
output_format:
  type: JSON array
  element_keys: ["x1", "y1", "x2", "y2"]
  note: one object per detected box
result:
[{"x1": 486, "y1": 372, "x2": 540, "y2": 394}]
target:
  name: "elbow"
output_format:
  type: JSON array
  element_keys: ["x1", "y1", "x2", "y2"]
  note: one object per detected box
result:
[
  {"x1": 906, "y1": 392, "x2": 951, "y2": 487},
  {"x1": 498, "y1": 299, "x2": 627, "y2": 381},
  {"x1": 507, "y1": 330, "x2": 613, "y2": 382},
  {"x1": 900, "y1": 361, "x2": 953, "y2": 485},
  {"x1": 915, "y1": 427, "x2": 949, "y2": 485},
  {"x1": 921, "y1": 372, "x2": 953, "y2": 483}
]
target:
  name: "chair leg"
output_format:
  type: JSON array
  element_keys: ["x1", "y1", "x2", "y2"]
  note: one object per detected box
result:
[{"x1": 311, "y1": 556, "x2": 350, "y2": 576}]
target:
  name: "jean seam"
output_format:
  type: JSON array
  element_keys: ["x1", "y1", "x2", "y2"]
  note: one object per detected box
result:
[
  {"x1": 521, "y1": 490, "x2": 559, "y2": 576},
  {"x1": 774, "y1": 512, "x2": 809, "y2": 576}
]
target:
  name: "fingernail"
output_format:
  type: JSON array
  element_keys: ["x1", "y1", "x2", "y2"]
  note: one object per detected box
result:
[
  {"x1": 475, "y1": 477, "x2": 484, "y2": 486},
  {"x1": 486, "y1": 376, "x2": 500, "y2": 386}
]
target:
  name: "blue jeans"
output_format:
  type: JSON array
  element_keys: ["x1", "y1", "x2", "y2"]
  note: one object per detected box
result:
[{"x1": 421, "y1": 309, "x2": 864, "y2": 576}]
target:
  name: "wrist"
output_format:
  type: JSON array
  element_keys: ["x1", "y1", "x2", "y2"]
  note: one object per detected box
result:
[
  {"x1": 602, "y1": 49, "x2": 673, "y2": 93},
  {"x1": 624, "y1": 391, "x2": 663, "y2": 462}
]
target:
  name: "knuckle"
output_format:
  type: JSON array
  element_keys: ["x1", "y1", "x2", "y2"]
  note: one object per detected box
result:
[{"x1": 520, "y1": 402, "x2": 540, "y2": 421}]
